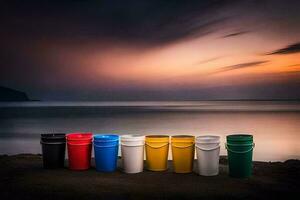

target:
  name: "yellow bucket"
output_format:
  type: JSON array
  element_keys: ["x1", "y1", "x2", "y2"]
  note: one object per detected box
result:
[
  {"x1": 171, "y1": 135, "x2": 195, "y2": 173},
  {"x1": 145, "y1": 135, "x2": 169, "y2": 171}
]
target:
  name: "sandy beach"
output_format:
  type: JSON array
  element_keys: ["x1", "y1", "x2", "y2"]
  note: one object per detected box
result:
[{"x1": 0, "y1": 154, "x2": 299, "y2": 200}]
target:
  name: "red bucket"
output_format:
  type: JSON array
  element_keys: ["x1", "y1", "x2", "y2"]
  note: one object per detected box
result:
[{"x1": 66, "y1": 133, "x2": 93, "y2": 170}]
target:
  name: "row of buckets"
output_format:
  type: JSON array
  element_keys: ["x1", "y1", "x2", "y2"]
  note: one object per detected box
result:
[{"x1": 41, "y1": 133, "x2": 255, "y2": 178}]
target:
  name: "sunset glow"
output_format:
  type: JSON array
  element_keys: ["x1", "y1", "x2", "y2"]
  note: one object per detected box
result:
[{"x1": 1, "y1": 1, "x2": 300, "y2": 100}]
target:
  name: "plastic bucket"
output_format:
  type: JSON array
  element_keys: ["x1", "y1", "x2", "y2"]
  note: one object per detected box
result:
[
  {"x1": 171, "y1": 135, "x2": 195, "y2": 173},
  {"x1": 145, "y1": 135, "x2": 169, "y2": 171},
  {"x1": 94, "y1": 134, "x2": 119, "y2": 172},
  {"x1": 40, "y1": 133, "x2": 66, "y2": 169},
  {"x1": 121, "y1": 134, "x2": 145, "y2": 173},
  {"x1": 226, "y1": 134, "x2": 255, "y2": 178},
  {"x1": 66, "y1": 133, "x2": 92, "y2": 170},
  {"x1": 196, "y1": 135, "x2": 220, "y2": 176}
]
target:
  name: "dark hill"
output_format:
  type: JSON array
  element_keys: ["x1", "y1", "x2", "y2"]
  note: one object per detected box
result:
[{"x1": 0, "y1": 86, "x2": 30, "y2": 101}]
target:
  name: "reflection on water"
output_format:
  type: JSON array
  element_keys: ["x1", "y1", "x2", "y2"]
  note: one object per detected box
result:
[{"x1": 0, "y1": 101, "x2": 299, "y2": 161}]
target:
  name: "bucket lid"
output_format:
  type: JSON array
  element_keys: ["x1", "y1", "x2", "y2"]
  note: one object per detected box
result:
[
  {"x1": 94, "y1": 134, "x2": 119, "y2": 142},
  {"x1": 121, "y1": 134, "x2": 145, "y2": 141},
  {"x1": 66, "y1": 133, "x2": 93, "y2": 141},
  {"x1": 196, "y1": 135, "x2": 220, "y2": 143},
  {"x1": 227, "y1": 134, "x2": 253, "y2": 142}
]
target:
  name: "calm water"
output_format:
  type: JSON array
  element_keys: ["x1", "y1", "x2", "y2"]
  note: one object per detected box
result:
[{"x1": 0, "y1": 101, "x2": 300, "y2": 161}]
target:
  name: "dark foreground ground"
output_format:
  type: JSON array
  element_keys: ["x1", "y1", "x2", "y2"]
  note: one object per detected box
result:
[{"x1": 0, "y1": 154, "x2": 299, "y2": 200}]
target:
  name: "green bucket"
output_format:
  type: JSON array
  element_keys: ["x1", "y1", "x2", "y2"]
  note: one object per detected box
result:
[{"x1": 226, "y1": 134, "x2": 254, "y2": 178}]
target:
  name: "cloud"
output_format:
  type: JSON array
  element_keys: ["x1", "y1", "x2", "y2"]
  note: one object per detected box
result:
[
  {"x1": 285, "y1": 64, "x2": 300, "y2": 68},
  {"x1": 213, "y1": 61, "x2": 268, "y2": 74},
  {"x1": 222, "y1": 31, "x2": 250, "y2": 38},
  {"x1": 192, "y1": 57, "x2": 221, "y2": 66},
  {"x1": 0, "y1": 0, "x2": 237, "y2": 47},
  {"x1": 267, "y1": 42, "x2": 300, "y2": 55}
]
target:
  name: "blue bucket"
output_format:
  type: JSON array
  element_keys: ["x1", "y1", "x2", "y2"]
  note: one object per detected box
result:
[{"x1": 93, "y1": 134, "x2": 119, "y2": 172}]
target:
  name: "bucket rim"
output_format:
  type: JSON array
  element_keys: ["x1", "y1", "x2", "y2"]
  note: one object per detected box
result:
[
  {"x1": 171, "y1": 135, "x2": 194, "y2": 138},
  {"x1": 94, "y1": 134, "x2": 119, "y2": 141},
  {"x1": 227, "y1": 134, "x2": 253, "y2": 141},
  {"x1": 66, "y1": 133, "x2": 93, "y2": 141},
  {"x1": 121, "y1": 134, "x2": 145, "y2": 141},
  {"x1": 41, "y1": 133, "x2": 66, "y2": 139},
  {"x1": 196, "y1": 135, "x2": 220, "y2": 143},
  {"x1": 146, "y1": 135, "x2": 169, "y2": 138}
]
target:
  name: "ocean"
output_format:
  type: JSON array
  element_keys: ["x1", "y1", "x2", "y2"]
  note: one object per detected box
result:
[{"x1": 0, "y1": 101, "x2": 299, "y2": 161}]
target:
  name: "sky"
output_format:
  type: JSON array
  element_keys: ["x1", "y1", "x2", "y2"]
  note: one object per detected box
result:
[{"x1": 1, "y1": 0, "x2": 300, "y2": 101}]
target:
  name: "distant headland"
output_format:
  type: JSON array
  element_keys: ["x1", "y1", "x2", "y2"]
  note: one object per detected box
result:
[{"x1": 0, "y1": 86, "x2": 30, "y2": 101}]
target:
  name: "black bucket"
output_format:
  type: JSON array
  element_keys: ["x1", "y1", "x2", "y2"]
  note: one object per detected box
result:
[{"x1": 41, "y1": 133, "x2": 66, "y2": 169}]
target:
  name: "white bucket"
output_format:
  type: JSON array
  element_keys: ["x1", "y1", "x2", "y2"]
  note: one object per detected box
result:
[
  {"x1": 121, "y1": 134, "x2": 145, "y2": 173},
  {"x1": 196, "y1": 135, "x2": 220, "y2": 176}
]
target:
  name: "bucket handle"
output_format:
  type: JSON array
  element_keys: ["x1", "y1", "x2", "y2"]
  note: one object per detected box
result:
[
  {"x1": 225, "y1": 143, "x2": 254, "y2": 146},
  {"x1": 145, "y1": 143, "x2": 169, "y2": 149},
  {"x1": 225, "y1": 143, "x2": 255, "y2": 154},
  {"x1": 172, "y1": 143, "x2": 195, "y2": 149},
  {"x1": 195, "y1": 145, "x2": 220, "y2": 151}
]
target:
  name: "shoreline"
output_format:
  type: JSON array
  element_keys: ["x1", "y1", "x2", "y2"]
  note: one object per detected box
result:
[
  {"x1": 0, "y1": 153, "x2": 297, "y2": 163},
  {"x1": 0, "y1": 154, "x2": 299, "y2": 200}
]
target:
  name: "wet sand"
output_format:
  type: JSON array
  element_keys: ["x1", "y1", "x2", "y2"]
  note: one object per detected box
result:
[{"x1": 0, "y1": 154, "x2": 299, "y2": 200}]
